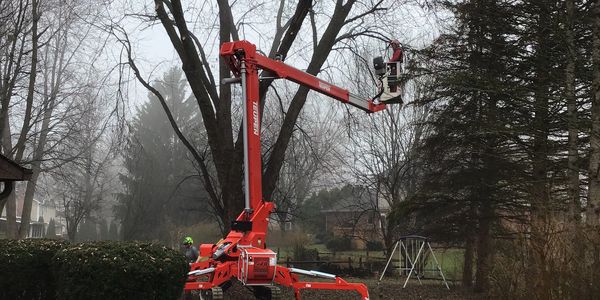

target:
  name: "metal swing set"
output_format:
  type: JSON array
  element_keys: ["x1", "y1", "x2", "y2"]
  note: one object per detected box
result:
[{"x1": 379, "y1": 235, "x2": 450, "y2": 289}]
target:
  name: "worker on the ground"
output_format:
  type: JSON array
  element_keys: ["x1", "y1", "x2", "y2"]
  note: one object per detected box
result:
[{"x1": 183, "y1": 236, "x2": 199, "y2": 263}]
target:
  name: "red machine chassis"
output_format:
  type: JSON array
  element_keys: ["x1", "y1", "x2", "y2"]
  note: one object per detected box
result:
[
  {"x1": 186, "y1": 260, "x2": 369, "y2": 299},
  {"x1": 184, "y1": 40, "x2": 385, "y2": 300}
]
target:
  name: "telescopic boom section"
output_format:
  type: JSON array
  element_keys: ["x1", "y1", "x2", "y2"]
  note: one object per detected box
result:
[{"x1": 221, "y1": 41, "x2": 385, "y2": 115}]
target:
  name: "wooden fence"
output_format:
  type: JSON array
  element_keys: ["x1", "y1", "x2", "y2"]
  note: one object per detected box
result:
[{"x1": 276, "y1": 250, "x2": 391, "y2": 274}]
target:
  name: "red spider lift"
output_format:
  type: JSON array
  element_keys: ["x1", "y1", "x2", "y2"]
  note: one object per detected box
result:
[{"x1": 184, "y1": 40, "x2": 401, "y2": 300}]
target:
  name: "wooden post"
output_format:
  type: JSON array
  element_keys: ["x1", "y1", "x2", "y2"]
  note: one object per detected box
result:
[
  {"x1": 348, "y1": 256, "x2": 352, "y2": 269},
  {"x1": 359, "y1": 256, "x2": 363, "y2": 269},
  {"x1": 287, "y1": 256, "x2": 291, "y2": 267}
]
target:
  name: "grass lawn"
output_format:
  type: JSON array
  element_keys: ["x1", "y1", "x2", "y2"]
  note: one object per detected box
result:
[{"x1": 274, "y1": 243, "x2": 464, "y2": 281}]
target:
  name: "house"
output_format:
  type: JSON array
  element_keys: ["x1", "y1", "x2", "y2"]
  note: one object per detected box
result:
[
  {"x1": 0, "y1": 153, "x2": 34, "y2": 238},
  {"x1": 322, "y1": 191, "x2": 389, "y2": 249},
  {"x1": 0, "y1": 192, "x2": 67, "y2": 238},
  {"x1": 268, "y1": 211, "x2": 293, "y2": 231}
]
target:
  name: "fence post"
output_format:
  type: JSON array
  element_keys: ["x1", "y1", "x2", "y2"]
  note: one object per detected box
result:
[
  {"x1": 286, "y1": 256, "x2": 290, "y2": 268},
  {"x1": 359, "y1": 256, "x2": 363, "y2": 269},
  {"x1": 348, "y1": 257, "x2": 352, "y2": 269}
]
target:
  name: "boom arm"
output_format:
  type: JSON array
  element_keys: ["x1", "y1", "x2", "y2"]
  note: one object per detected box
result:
[{"x1": 221, "y1": 41, "x2": 385, "y2": 114}]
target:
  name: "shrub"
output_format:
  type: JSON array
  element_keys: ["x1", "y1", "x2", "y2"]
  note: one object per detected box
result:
[
  {"x1": 489, "y1": 223, "x2": 600, "y2": 299},
  {"x1": 52, "y1": 241, "x2": 188, "y2": 300},
  {"x1": 315, "y1": 231, "x2": 333, "y2": 244},
  {"x1": 325, "y1": 236, "x2": 352, "y2": 252},
  {"x1": 292, "y1": 243, "x2": 319, "y2": 261},
  {"x1": 268, "y1": 229, "x2": 313, "y2": 249},
  {"x1": 0, "y1": 239, "x2": 69, "y2": 300},
  {"x1": 366, "y1": 240, "x2": 384, "y2": 251}
]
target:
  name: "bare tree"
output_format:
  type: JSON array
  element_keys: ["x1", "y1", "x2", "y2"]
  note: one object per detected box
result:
[
  {"x1": 112, "y1": 0, "x2": 396, "y2": 233},
  {"x1": 0, "y1": 0, "x2": 36, "y2": 237},
  {"x1": 15, "y1": 0, "x2": 114, "y2": 238},
  {"x1": 347, "y1": 103, "x2": 429, "y2": 251},
  {"x1": 267, "y1": 102, "x2": 342, "y2": 231},
  {"x1": 57, "y1": 141, "x2": 115, "y2": 241},
  {"x1": 0, "y1": 0, "x2": 120, "y2": 238}
]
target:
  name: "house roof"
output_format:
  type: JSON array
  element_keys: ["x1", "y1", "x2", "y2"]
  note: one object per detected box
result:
[
  {"x1": 0, "y1": 153, "x2": 32, "y2": 181},
  {"x1": 321, "y1": 192, "x2": 373, "y2": 213}
]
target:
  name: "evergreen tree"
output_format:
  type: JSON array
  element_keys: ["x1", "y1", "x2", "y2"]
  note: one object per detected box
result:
[
  {"x1": 392, "y1": 0, "x2": 522, "y2": 291},
  {"x1": 77, "y1": 218, "x2": 97, "y2": 241},
  {"x1": 116, "y1": 67, "x2": 209, "y2": 243},
  {"x1": 298, "y1": 185, "x2": 362, "y2": 236},
  {"x1": 108, "y1": 221, "x2": 119, "y2": 241},
  {"x1": 46, "y1": 218, "x2": 56, "y2": 239},
  {"x1": 393, "y1": 0, "x2": 595, "y2": 293},
  {"x1": 99, "y1": 219, "x2": 109, "y2": 240}
]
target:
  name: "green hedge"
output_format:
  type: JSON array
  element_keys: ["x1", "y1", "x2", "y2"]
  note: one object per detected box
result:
[
  {"x1": 0, "y1": 239, "x2": 188, "y2": 300},
  {"x1": 52, "y1": 241, "x2": 188, "y2": 300},
  {"x1": 325, "y1": 236, "x2": 352, "y2": 251},
  {"x1": 0, "y1": 239, "x2": 69, "y2": 300},
  {"x1": 366, "y1": 240, "x2": 384, "y2": 251}
]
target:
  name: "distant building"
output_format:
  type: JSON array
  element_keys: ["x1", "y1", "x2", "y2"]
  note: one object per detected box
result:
[
  {"x1": 322, "y1": 191, "x2": 389, "y2": 249},
  {"x1": 268, "y1": 211, "x2": 293, "y2": 231},
  {"x1": 0, "y1": 192, "x2": 67, "y2": 238}
]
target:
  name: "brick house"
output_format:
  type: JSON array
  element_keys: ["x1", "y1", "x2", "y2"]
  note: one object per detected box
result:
[{"x1": 322, "y1": 192, "x2": 389, "y2": 249}]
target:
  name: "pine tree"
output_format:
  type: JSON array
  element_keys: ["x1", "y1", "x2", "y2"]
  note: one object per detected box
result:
[
  {"x1": 116, "y1": 67, "x2": 209, "y2": 242},
  {"x1": 77, "y1": 218, "x2": 97, "y2": 241},
  {"x1": 99, "y1": 219, "x2": 109, "y2": 240},
  {"x1": 108, "y1": 221, "x2": 119, "y2": 241},
  {"x1": 46, "y1": 218, "x2": 56, "y2": 239},
  {"x1": 393, "y1": 0, "x2": 522, "y2": 291}
]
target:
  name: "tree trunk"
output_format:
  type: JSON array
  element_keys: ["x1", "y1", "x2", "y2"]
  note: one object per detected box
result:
[
  {"x1": 18, "y1": 62, "x2": 54, "y2": 239},
  {"x1": 463, "y1": 234, "x2": 475, "y2": 288},
  {"x1": 262, "y1": 1, "x2": 356, "y2": 201},
  {"x1": 0, "y1": 179, "x2": 13, "y2": 216},
  {"x1": 0, "y1": 1, "x2": 29, "y2": 150},
  {"x1": 2, "y1": 118, "x2": 17, "y2": 238},
  {"x1": 463, "y1": 204, "x2": 477, "y2": 287},
  {"x1": 5, "y1": 192, "x2": 17, "y2": 238},
  {"x1": 588, "y1": 0, "x2": 600, "y2": 225},
  {"x1": 17, "y1": 125, "x2": 48, "y2": 239},
  {"x1": 67, "y1": 221, "x2": 77, "y2": 241},
  {"x1": 14, "y1": 0, "x2": 39, "y2": 161},
  {"x1": 529, "y1": 6, "x2": 552, "y2": 296},
  {"x1": 474, "y1": 200, "x2": 492, "y2": 293},
  {"x1": 18, "y1": 167, "x2": 40, "y2": 238},
  {"x1": 566, "y1": 0, "x2": 581, "y2": 223}
]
